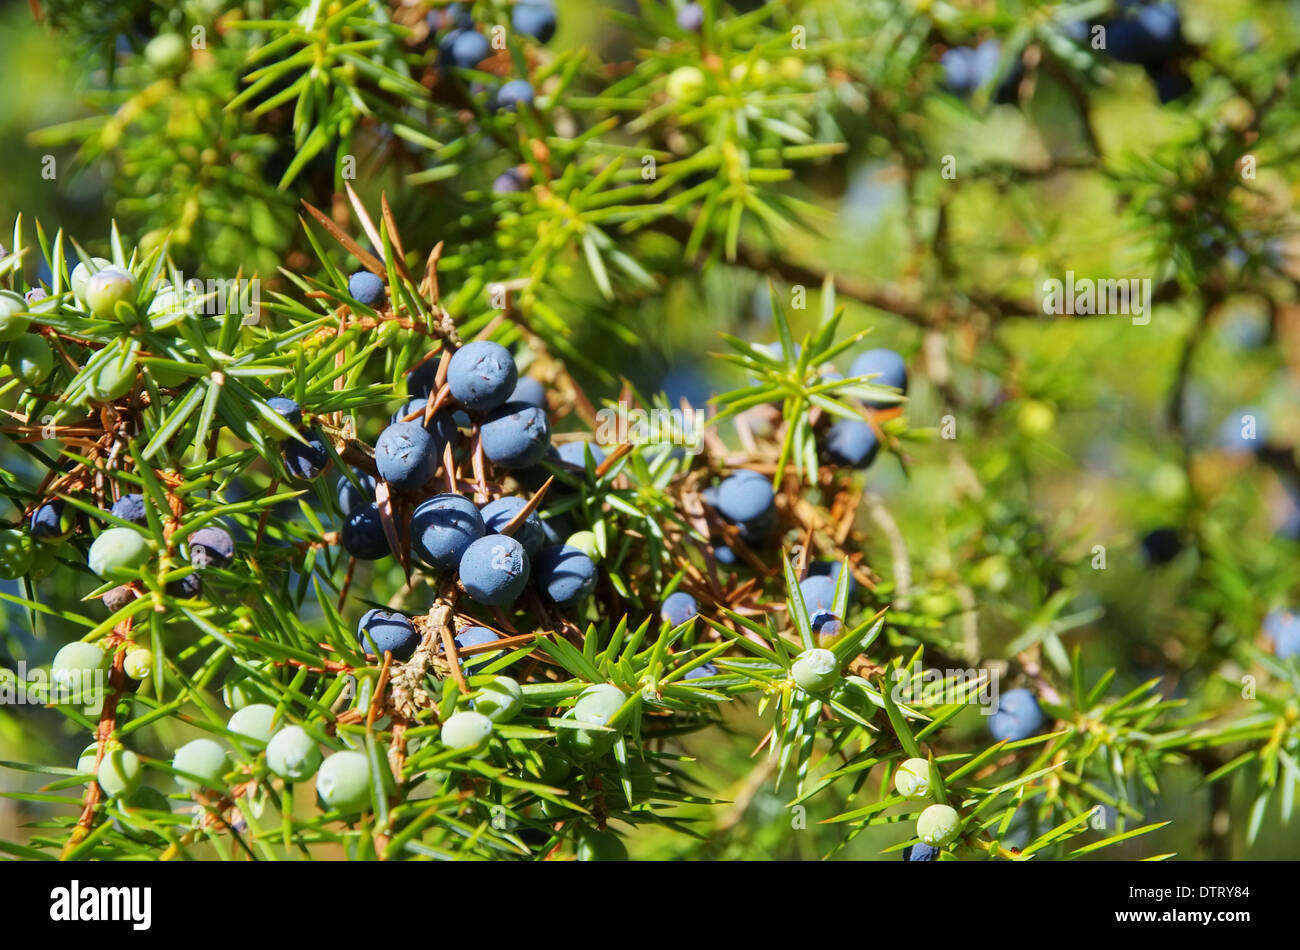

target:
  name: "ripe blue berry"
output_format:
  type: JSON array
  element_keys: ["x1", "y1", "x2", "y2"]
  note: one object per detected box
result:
[
  {"x1": 798, "y1": 574, "x2": 836, "y2": 613},
  {"x1": 267, "y1": 395, "x2": 302, "y2": 428},
  {"x1": 683, "y1": 661, "x2": 718, "y2": 681},
  {"x1": 317, "y1": 751, "x2": 372, "y2": 813},
  {"x1": 110, "y1": 493, "x2": 147, "y2": 525},
  {"x1": 390, "y1": 398, "x2": 459, "y2": 445},
  {"x1": 347, "y1": 270, "x2": 385, "y2": 307},
  {"x1": 459, "y1": 534, "x2": 530, "y2": 606},
  {"x1": 449, "y1": 30, "x2": 490, "y2": 69},
  {"x1": 375, "y1": 421, "x2": 440, "y2": 491},
  {"x1": 825, "y1": 419, "x2": 879, "y2": 469},
  {"x1": 473, "y1": 675, "x2": 523, "y2": 722},
  {"x1": 493, "y1": 169, "x2": 526, "y2": 194},
  {"x1": 341, "y1": 503, "x2": 391, "y2": 560},
  {"x1": 172, "y1": 738, "x2": 228, "y2": 791},
  {"x1": 1140, "y1": 528, "x2": 1181, "y2": 566},
  {"x1": 481, "y1": 403, "x2": 552, "y2": 468},
  {"x1": 495, "y1": 79, "x2": 535, "y2": 111},
  {"x1": 554, "y1": 440, "x2": 606, "y2": 471},
  {"x1": 166, "y1": 572, "x2": 202, "y2": 599},
  {"x1": 406, "y1": 358, "x2": 441, "y2": 400},
  {"x1": 508, "y1": 375, "x2": 547, "y2": 408},
  {"x1": 512, "y1": 2, "x2": 557, "y2": 43},
  {"x1": 712, "y1": 541, "x2": 738, "y2": 565},
  {"x1": 227, "y1": 703, "x2": 279, "y2": 745},
  {"x1": 988, "y1": 688, "x2": 1045, "y2": 743},
  {"x1": 442, "y1": 710, "x2": 494, "y2": 753},
  {"x1": 533, "y1": 544, "x2": 597, "y2": 606},
  {"x1": 810, "y1": 609, "x2": 842, "y2": 642},
  {"x1": 677, "y1": 2, "x2": 704, "y2": 32},
  {"x1": 903, "y1": 843, "x2": 939, "y2": 861},
  {"x1": 88, "y1": 527, "x2": 151, "y2": 578},
  {"x1": 266, "y1": 725, "x2": 323, "y2": 782},
  {"x1": 282, "y1": 429, "x2": 331, "y2": 480},
  {"x1": 849, "y1": 348, "x2": 907, "y2": 407},
  {"x1": 917, "y1": 803, "x2": 960, "y2": 848},
  {"x1": 660, "y1": 591, "x2": 698, "y2": 626},
  {"x1": 1266, "y1": 611, "x2": 1300, "y2": 660},
  {"x1": 791, "y1": 648, "x2": 839, "y2": 691},
  {"x1": 455, "y1": 625, "x2": 503, "y2": 671},
  {"x1": 30, "y1": 500, "x2": 75, "y2": 542},
  {"x1": 805, "y1": 559, "x2": 858, "y2": 600},
  {"x1": 447, "y1": 340, "x2": 518, "y2": 412},
  {"x1": 716, "y1": 470, "x2": 774, "y2": 524},
  {"x1": 188, "y1": 525, "x2": 235, "y2": 569},
  {"x1": 479, "y1": 496, "x2": 545, "y2": 556},
  {"x1": 357, "y1": 609, "x2": 420, "y2": 660},
  {"x1": 0, "y1": 291, "x2": 31, "y2": 341},
  {"x1": 336, "y1": 470, "x2": 377, "y2": 514},
  {"x1": 412, "y1": 493, "x2": 486, "y2": 571}
]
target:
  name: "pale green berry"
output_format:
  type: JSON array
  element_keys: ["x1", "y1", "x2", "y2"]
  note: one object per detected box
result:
[
  {"x1": 145, "y1": 33, "x2": 188, "y2": 73},
  {"x1": 87, "y1": 527, "x2": 151, "y2": 578},
  {"x1": 667, "y1": 65, "x2": 706, "y2": 100},
  {"x1": 894, "y1": 757, "x2": 933, "y2": 801},
  {"x1": 0, "y1": 291, "x2": 29, "y2": 342},
  {"x1": 6, "y1": 334, "x2": 53, "y2": 385},
  {"x1": 123, "y1": 648, "x2": 153, "y2": 681},
  {"x1": 83, "y1": 341, "x2": 140, "y2": 402},
  {"x1": 113, "y1": 786, "x2": 172, "y2": 842},
  {"x1": 560, "y1": 684, "x2": 627, "y2": 760},
  {"x1": 97, "y1": 748, "x2": 142, "y2": 798},
  {"x1": 51, "y1": 641, "x2": 107, "y2": 698},
  {"x1": 227, "y1": 703, "x2": 278, "y2": 745},
  {"x1": 576, "y1": 828, "x2": 628, "y2": 861},
  {"x1": 70, "y1": 257, "x2": 112, "y2": 303},
  {"x1": 0, "y1": 528, "x2": 33, "y2": 580},
  {"x1": 316, "y1": 751, "x2": 372, "y2": 813},
  {"x1": 565, "y1": 530, "x2": 600, "y2": 561},
  {"x1": 473, "y1": 676, "x2": 523, "y2": 723},
  {"x1": 172, "y1": 738, "x2": 228, "y2": 791},
  {"x1": 85, "y1": 266, "x2": 138, "y2": 319},
  {"x1": 791, "y1": 647, "x2": 838, "y2": 691},
  {"x1": 266, "y1": 725, "x2": 323, "y2": 782},
  {"x1": 917, "y1": 803, "x2": 961, "y2": 848},
  {"x1": 441, "y1": 711, "x2": 494, "y2": 753}
]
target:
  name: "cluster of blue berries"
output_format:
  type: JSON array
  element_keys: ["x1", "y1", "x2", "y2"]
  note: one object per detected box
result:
[
  {"x1": 823, "y1": 347, "x2": 907, "y2": 470},
  {"x1": 429, "y1": 1, "x2": 553, "y2": 113}
]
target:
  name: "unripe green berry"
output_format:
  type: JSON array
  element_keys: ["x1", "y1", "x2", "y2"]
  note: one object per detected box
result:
[
  {"x1": 316, "y1": 750, "x2": 372, "y2": 813},
  {"x1": 917, "y1": 803, "x2": 961, "y2": 848},
  {"x1": 113, "y1": 785, "x2": 172, "y2": 842},
  {"x1": 5, "y1": 334, "x2": 53, "y2": 385},
  {"x1": 667, "y1": 65, "x2": 706, "y2": 100},
  {"x1": 0, "y1": 291, "x2": 30, "y2": 342},
  {"x1": 573, "y1": 683, "x2": 626, "y2": 726},
  {"x1": 83, "y1": 342, "x2": 140, "y2": 402},
  {"x1": 894, "y1": 757, "x2": 933, "y2": 801},
  {"x1": 0, "y1": 528, "x2": 34, "y2": 580},
  {"x1": 85, "y1": 266, "x2": 138, "y2": 319},
  {"x1": 97, "y1": 747, "x2": 142, "y2": 798},
  {"x1": 266, "y1": 725, "x2": 323, "y2": 782},
  {"x1": 576, "y1": 828, "x2": 628, "y2": 861},
  {"x1": 172, "y1": 738, "x2": 228, "y2": 791},
  {"x1": 145, "y1": 33, "x2": 189, "y2": 73},
  {"x1": 565, "y1": 530, "x2": 600, "y2": 561},
  {"x1": 441, "y1": 710, "x2": 494, "y2": 753},
  {"x1": 474, "y1": 676, "x2": 523, "y2": 722},
  {"x1": 88, "y1": 527, "x2": 151, "y2": 579},
  {"x1": 123, "y1": 648, "x2": 153, "y2": 681},
  {"x1": 227, "y1": 703, "x2": 278, "y2": 745},
  {"x1": 791, "y1": 647, "x2": 838, "y2": 691},
  {"x1": 51, "y1": 641, "x2": 107, "y2": 697},
  {"x1": 70, "y1": 257, "x2": 112, "y2": 303}
]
